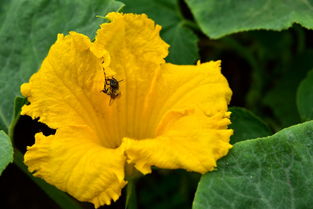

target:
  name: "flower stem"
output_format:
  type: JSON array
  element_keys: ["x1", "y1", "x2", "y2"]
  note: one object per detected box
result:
[{"x1": 125, "y1": 179, "x2": 137, "y2": 209}]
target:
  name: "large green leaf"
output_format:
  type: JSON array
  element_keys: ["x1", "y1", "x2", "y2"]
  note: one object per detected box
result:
[
  {"x1": 0, "y1": 131, "x2": 13, "y2": 175},
  {"x1": 121, "y1": 0, "x2": 199, "y2": 64},
  {"x1": 186, "y1": 0, "x2": 313, "y2": 39},
  {"x1": 297, "y1": 69, "x2": 313, "y2": 121},
  {"x1": 229, "y1": 107, "x2": 272, "y2": 144},
  {"x1": 193, "y1": 120, "x2": 313, "y2": 209},
  {"x1": 0, "y1": 0, "x2": 124, "y2": 132}
]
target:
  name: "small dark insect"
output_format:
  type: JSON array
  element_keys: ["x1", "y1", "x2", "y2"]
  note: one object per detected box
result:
[{"x1": 101, "y1": 76, "x2": 123, "y2": 104}]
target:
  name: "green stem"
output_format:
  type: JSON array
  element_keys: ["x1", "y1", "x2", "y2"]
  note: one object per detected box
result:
[{"x1": 125, "y1": 179, "x2": 137, "y2": 209}]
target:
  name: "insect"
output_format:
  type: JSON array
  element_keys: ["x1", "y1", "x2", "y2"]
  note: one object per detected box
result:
[{"x1": 101, "y1": 75, "x2": 123, "y2": 104}]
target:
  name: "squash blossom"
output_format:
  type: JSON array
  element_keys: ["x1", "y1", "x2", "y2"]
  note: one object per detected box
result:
[{"x1": 20, "y1": 12, "x2": 233, "y2": 208}]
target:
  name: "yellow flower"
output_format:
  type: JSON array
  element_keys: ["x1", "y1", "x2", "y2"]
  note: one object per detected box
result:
[{"x1": 20, "y1": 12, "x2": 233, "y2": 208}]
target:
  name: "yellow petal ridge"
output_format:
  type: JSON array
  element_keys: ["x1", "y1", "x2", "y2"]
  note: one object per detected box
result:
[
  {"x1": 25, "y1": 131, "x2": 127, "y2": 208},
  {"x1": 122, "y1": 61, "x2": 233, "y2": 174}
]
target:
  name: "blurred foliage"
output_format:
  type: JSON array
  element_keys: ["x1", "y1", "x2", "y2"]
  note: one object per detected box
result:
[
  {"x1": 136, "y1": 170, "x2": 200, "y2": 209},
  {"x1": 263, "y1": 50, "x2": 313, "y2": 128},
  {"x1": 1, "y1": 0, "x2": 313, "y2": 209},
  {"x1": 297, "y1": 69, "x2": 313, "y2": 121},
  {"x1": 229, "y1": 107, "x2": 272, "y2": 144}
]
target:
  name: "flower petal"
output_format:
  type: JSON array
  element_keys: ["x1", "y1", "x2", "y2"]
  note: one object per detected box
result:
[
  {"x1": 21, "y1": 32, "x2": 127, "y2": 207},
  {"x1": 21, "y1": 31, "x2": 119, "y2": 148},
  {"x1": 123, "y1": 61, "x2": 233, "y2": 174},
  {"x1": 25, "y1": 127, "x2": 126, "y2": 207},
  {"x1": 92, "y1": 12, "x2": 170, "y2": 141},
  {"x1": 94, "y1": 12, "x2": 169, "y2": 67}
]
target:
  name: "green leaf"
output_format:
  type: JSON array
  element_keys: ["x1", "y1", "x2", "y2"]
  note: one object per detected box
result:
[
  {"x1": 297, "y1": 69, "x2": 313, "y2": 121},
  {"x1": 0, "y1": 0, "x2": 124, "y2": 132},
  {"x1": 186, "y1": 0, "x2": 313, "y2": 39},
  {"x1": 14, "y1": 149, "x2": 83, "y2": 209},
  {"x1": 0, "y1": 131, "x2": 13, "y2": 175},
  {"x1": 229, "y1": 107, "x2": 272, "y2": 144},
  {"x1": 120, "y1": 0, "x2": 199, "y2": 64},
  {"x1": 193, "y1": 120, "x2": 313, "y2": 209},
  {"x1": 263, "y1": 50, "x2": 313, "y2": 128},
  {"x1": 8, "y1": 97, "x2": 28, "y2": 139},
  {"x1": 11, "y1": 97, "x2": 28, "y2": 121}
]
